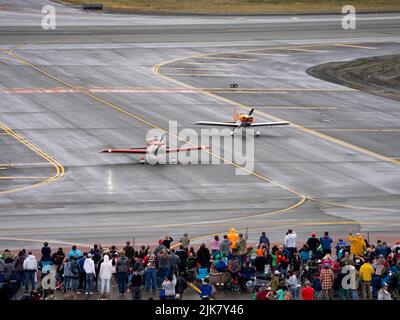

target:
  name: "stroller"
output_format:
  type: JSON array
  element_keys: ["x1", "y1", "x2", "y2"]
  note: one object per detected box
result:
[
  {"x1": 209, "y1": 271, "x2": 232, "y2": 289},
  {"x1": 254, "y1": 271, "x2": 270, "y2": 290}
]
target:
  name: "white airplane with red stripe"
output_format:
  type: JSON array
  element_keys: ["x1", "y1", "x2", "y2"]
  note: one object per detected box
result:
[
  {"x1": 195, "y1": 108, "x2": 289, "y2": 136},
  {"x1": 100, "y1": 134, "x2": 208, "y2": 164}
]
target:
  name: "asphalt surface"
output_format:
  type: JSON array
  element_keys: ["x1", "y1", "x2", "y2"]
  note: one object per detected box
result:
[{"x1": 0, "y1": 1, "x2": 400, "y2": 250}]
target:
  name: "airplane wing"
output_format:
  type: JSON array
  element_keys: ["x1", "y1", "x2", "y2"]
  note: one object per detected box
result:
[
  {"x1": 251, "y1": 121, "x2": 290, "y2": 127},
  {"x1": 166, "y1": 145, "x2": 208, "y2": 153},
  {"x1": 100, "y1": 148, "x2": 147, "y2": 154},
  {"x1": 195, "y1": 121, "x2": 238, "y2": 127}
]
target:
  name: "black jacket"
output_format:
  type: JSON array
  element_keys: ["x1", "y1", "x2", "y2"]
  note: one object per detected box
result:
[
  {"x1": 196, "y1": 247, "x2": 211, "y2": 267},
  {"x1": 254, "y1": 256, "x2": 267, "y2": 273},
  {"x1": 307, "y1": 237, "x2": 321, "y2": 251},
  {"x1": 176, "y1": 249, "x2": 188, "y2": 270},
  {"x1": 175, "y1": 275, "x2": 188, "y2": 294},
  {"x1": 162, "y1": 237, "x2": 173, "y2": 249},
  {"x1": 131, "y1": 271, "x2": 144, "y2": 287},
  {"x1": 123, "y1": 246, "x2": 134, "y2": 259}
]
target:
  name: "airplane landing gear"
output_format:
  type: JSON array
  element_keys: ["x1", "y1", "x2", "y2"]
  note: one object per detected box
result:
[
  {"x1": 230, "y1": 131, "x2": 234, "y2": 136},
  {"x1": 170, "y1": 157, "x2": 177, "y2": 164},
  {"x1": 256, "y1": 130, "x2": 260, "y2": 137},
  {"x1": 139, "y1": 158, "x2": 145, "y2": 164}
]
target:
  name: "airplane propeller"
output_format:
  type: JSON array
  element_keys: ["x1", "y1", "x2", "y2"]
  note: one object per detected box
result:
[
  {"x1": 248, "y1": 108, "x2": 254, "y2": 117},
  {"x1": 154, "y1": 133, "x2": 166, "y2": 155}
]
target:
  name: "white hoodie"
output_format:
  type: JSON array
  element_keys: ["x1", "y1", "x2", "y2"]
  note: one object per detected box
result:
[
  {"x1": 99, "y1": 255, "x2": 113, "y2": 280},
  {"x1": 23, "y1": 255, "x2": 37, "y2": 271},
  {"x1": 83, "y1": 257, "x2": 96, "y2": 275},
  {"x1": 162, "y1": 274, "x2": 177, "y2": 297}
]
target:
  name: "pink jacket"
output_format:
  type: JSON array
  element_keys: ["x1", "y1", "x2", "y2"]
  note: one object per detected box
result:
[{"x1": 210, "y1": 239, "x2": 220, "y2": 251}]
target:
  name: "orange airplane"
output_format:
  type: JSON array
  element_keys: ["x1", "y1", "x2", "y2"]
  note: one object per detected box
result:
[
  {"x1": 195, "y1": 108, "x2": 289, "y2": 136},
  {"x1": 100, "y1": 134, "x2": 208, "y2": 164}
]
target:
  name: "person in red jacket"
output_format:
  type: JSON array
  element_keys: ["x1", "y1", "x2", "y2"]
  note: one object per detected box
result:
[
  {"x1": 301, "y1": 280, "x2": 314, "y2": 300},
  {"x1": 255, "y1": 286, "x2": 268, "y2": 300}
]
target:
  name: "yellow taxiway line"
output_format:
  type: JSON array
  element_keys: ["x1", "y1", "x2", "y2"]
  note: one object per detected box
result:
[
  {"x1": 0, "y1": 176, "x2": 52, "y2": 179},
  {"x1": 196, "y1": 56, "x2": 258, "y2": 61},
  {"x1": 287, "y1": 48, "x2": 329, "y2": 53},
  {"x1": 334, "y1": 43, "x2": 378, "y2": 50},
  {"x1": 0, "y1": 121, "x2": 64, "y2": 194},
  {"x1": 2, "y1": 47, "x2": 308, "y2": 221},
  {"x1": 153, "y1": 42, "x2": 400, "y2": 213},
  {"x1": 160, "y1": 67, "x2": 228, "y2": 71},
  {"x1": 154, "y1": 49, "x2": 399, "y2": 166}
]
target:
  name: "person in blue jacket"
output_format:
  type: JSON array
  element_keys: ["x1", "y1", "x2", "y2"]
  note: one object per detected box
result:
[
  {"x1": 335, "y1": 239, "x2": 347, "y2": 258},
  {"x1": 68, "y1": 245, "x2": 82, "y2": 259},
  {"x1": 319, "y1": 232, "x2": 333, "y2": 256},
  {"x1": 239, "y1": 262, "x2": 256, "y2": 290},
  {"x1": 374, "y1": 240, "x2": 388, "y2": 258},
  {"x1": 200, "y1": 278, "x2": 212, "y2": 300}
]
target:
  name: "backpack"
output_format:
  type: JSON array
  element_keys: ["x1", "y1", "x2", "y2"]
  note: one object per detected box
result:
[
  {"x1": 216, "y1": 260, "x2": 227, "y2": 272},
  {"x1": 71, "y1": 262, "x2": 80, "y2": 278},
  {"x1": 313, "y1": 277, "x2": 322, "y2": 291},
  {"x1": 186, "y1": 257, "x2": 197, "y2": 270},
  {"x1": 92, "y1": 251, "x2": 101, "y2": 264},
  {"x1": 117, "y1": 258, "x2": 129, "y2": 273}
]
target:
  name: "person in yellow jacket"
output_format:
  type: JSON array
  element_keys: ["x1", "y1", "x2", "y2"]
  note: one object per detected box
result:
[
  {"x1": 227, "y1": 228, "x2": 239, "y2": 251},
  {"x1": 359, "y1": 259, "x2": 374, "y2": 300},
  {"x1": 348, "y1": 232, "x2": 366, "y2": 256}
]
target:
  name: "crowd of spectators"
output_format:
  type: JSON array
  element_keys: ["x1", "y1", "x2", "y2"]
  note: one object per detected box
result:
[{"x1": 0, "y1": 229, "x2": 399, "y2": 300}]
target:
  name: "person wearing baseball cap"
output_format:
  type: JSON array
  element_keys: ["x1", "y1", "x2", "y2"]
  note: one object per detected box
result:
[
  {"x1": 307, "y1": 232, "x2": 321, "y2": 258},
  {"x1": 179, "y1": 233, "x2": 190, "y2": 249},
  {"x1": 83, "y1": 252, "x2": 96, "y2": 295},
  {"x1": 270, "y1": 270, "x2": 280, "y2": 292},
  {"x1": 378, "y1": 283, "x2": 392, "y2": 300}
]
